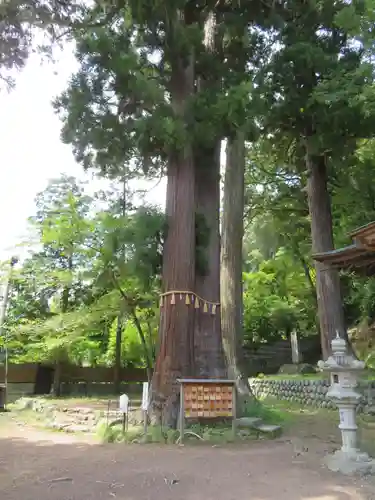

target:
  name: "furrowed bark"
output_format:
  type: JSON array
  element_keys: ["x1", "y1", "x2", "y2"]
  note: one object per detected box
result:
[
  {"x1": 150, "y1": 46, "x2": 196, "y2": 428},
  {"x1": 221, "y1": 133, "x2": 253, "y2": 410},
  {"x1": 306, "y1": 150, "x2": 349, "y2": 358},
  {"x1": 194, "y1": 143, "x2": 226, "y2": 379}
]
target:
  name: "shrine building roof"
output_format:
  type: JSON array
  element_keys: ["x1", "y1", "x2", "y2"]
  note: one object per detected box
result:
[{"x1": 313, "y1": 221, "x2": 375, "y2": 276}]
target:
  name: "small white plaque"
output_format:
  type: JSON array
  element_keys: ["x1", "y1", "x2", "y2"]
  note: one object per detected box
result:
[
  {"x1": 119, "y1": 393, "x2": 129, "y2": 413},
  {"x1": 141, "y1": 382, "x2": 149, "y2": 411}
]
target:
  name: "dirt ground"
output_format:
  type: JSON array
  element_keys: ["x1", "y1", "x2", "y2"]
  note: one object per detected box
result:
[{"x1": 1, "y1": 411, "x2": 375, "y2": 500}]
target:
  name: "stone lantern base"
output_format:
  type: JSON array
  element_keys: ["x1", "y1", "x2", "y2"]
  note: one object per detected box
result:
[{"x1": 325, "y1": 449, "x2": 375, "y2": 476}]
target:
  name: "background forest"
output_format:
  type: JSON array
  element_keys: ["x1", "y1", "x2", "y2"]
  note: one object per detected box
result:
[
  {"x1": 2, "y1": 0, "x2": 375, "y2": 417},
  {"x1": 3, "y1": 145, "x2": 375, "y2": 374}
]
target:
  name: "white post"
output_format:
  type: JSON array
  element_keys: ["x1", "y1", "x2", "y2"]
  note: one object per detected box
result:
[
  {"x1": 290, "y1": 331, "x2": 301, "y2": 364},
  {"x1": 141, "y1": 382, "x2": 149, "y2": 434},
  {"x1": 119, "y1": 393, "x2": 129, "y2": 433}
]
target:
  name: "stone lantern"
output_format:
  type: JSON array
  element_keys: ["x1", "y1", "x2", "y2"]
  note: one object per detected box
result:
[{"x1": 318, "y1": 334, "x2": 375, "y2": 475}]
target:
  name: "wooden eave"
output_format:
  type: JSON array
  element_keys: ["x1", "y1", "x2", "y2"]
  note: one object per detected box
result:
[
  {"x1": 312, "y1": 221, "x2": 375, "y2": 275},
  {"x1": 349, "y1": 221, "x2": 375, "y2": 249}
]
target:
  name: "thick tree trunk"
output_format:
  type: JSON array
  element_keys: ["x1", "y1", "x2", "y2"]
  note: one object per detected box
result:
[
  {"x1": 194, "y1": 143, "x2": 226, "y2": 378},
  {"x1": 150, "y1": 51, "x2": 196, "y2": 428},
  {"x1": 221, "y1": 134, "x2": 252, "y2": 408},
  {"x1": 113, "y1": 314, "x2": 123, "y2": 394},
  {"x1": 306, "y1": 152, "x2": 347, "y2": 359},
  {"x1": 191, "y1": 10, "x2": 225, "y2": 378},
  {"x1": 52, "y1": 360, "x2": 62, "y2": 397},
  {"x1": 150, "y1": 9, "x2": 229, "y2": 426},
  {"x1": 151, "y1": 152, "x2": 195, "y2": 427}
]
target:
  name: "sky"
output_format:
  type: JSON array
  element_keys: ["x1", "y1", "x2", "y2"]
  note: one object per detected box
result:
[{"x1": 0, "y1": 45, "x2": 166, "y2": 262}]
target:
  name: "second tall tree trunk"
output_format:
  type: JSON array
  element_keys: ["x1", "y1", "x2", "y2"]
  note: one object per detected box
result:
[
  {"x1": 195, "y1": 144, "x2": 226, "y2": 379},
  {"x1": 221, "y1": 134, "x2": 253, "y2": 407},
  {"x1": 306, "y1": 151, "x2": 346, "y2": 359}
]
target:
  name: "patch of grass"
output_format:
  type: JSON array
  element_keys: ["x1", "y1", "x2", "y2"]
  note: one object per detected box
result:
[
  {"x1": 145, "y1": 425, "x2": 167, "y2": 443},
  {"x1": 184, "y1": 423, "x2": 238, "y2": 443},
  {"x1": 242, "y1": 399, "x2": 293, "y2": 425},
  {"x1": 97, "y1": 421, "x2": 145, "y2": 443},
  {"x1": 10, "y1": 408, "x2": 46, "y2": 425},
  {"x1": 263, "y1": 398, "x2": 375, "y2": 458},
  {"x1": 96, "y1": 420, "x2": 258, "y2": 445},
  {"x1": 259, "y1": 397, "x2": 341, "y2": 429},
  {"x1": 96, "y1": 422, "x2": 180, "y2": 444}
]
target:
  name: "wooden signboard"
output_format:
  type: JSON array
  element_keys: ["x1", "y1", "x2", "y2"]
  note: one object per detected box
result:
[{"x1": 177, "y1": 379, "x2": 236, "y2": 443}]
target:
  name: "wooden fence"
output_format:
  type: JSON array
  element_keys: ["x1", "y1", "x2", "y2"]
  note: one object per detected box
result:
[
  {"x1": 60, "y1": 365, "x2": 148, "y2": 383},
  {"x1": 0, "y1": 363, "x2": 39, "y2": 383}
]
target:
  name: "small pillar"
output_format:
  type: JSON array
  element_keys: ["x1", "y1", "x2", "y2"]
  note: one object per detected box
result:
[
  {"x1": 290, "y1": 331, "x2": 301, "y2": 364},
  {"x1": 318, "y1": 334, "x2": 375, "y2": 475}
]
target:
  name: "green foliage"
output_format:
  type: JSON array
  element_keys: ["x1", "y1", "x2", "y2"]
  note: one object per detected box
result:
[
  {"x1": 243, "y1": 248, "x2": 316, "y2": 344},
  {"x1": 54, "y1": 0, "x2": 276, "y2": 180},
  {"x1": 185, "y1": 424, "x2": 237, "y2": 443},
  {"x1": 242, "y1": 400, "x2": 288, "y2": 426},
  {"x1": 242, "y1": 0, "x2": 375, "y2": 350},
  {"x1": 242, "y1": 135, "x2": 375, "y2": 353},
  {"x1": 259, "y1": 0, "x2": 375, "y2": 155},
  {"x1": 3, "y1": 174, "x2": 163, "y2": 370},
  {"x1": 95, "y1": 205, "x2": 165, "y2": 289},
  {"x1": 105, "y1": 308, "x2": 158, "y2": 368},
  {"x1": 0, "y1": 0, "x2": 84, "y2": 89}
]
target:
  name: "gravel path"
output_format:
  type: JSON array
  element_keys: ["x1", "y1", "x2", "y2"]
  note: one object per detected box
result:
[{"x1": 0, "y1": 418, "x2": 374, "y2": 500}]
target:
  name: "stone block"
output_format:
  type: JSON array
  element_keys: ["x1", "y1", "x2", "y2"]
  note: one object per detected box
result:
[
  {"x1": 254, "y1": 424, "x2": 282, "y2": 436},
  {"x1": 235, "y1": 417, "x2": 262, "y2": 428}
]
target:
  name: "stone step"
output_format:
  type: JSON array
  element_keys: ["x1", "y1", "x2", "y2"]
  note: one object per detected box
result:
[
  {"x1": 235, "y1": 417, "x2": 282, "y2": 437},
  {"x1": 235, "y1": 417, "x2": 262, "y2": 428},
  {"x1": 47, "y1": 421, "x2": 93, "y2": 433},
  {"x1": 253, "y1": 423, "x2": 282, "y2": 436},
  {"x1": 52, "y1": 418, "x2": 96, "y2": 427}
]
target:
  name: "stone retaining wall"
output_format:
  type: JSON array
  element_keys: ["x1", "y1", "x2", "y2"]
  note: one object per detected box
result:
[{"x1": 249, "y1": 377, "x2": 375, "y2": 411}]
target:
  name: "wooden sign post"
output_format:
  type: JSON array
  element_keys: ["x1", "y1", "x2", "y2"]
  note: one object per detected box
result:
[{"x1": 177, "y1": 379, "x2": 237, "y2": 444}]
